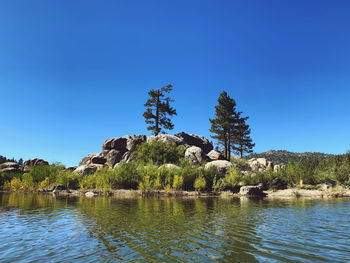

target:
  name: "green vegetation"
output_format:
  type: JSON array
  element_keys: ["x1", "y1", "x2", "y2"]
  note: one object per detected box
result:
[
  {"x1": 194, "y1": 176, "x2": 206, "y2": 192},
  {"x1": 131, "y1": 140, "x2": 185, "y2": 165},
  {"x1": 245, "y1": 150, "x2": 333, "y2": 164},
  {"x1": 143, "y1": 84, "x2": 177, "y2": 135},
  {"x1": 0, "y1": 142, "x2": 218, "y2": 193},
  {"x1": 283, "y1": 153, "x2": 350, "y2": 186},
  {"x1": 209, "y1": 91, "x2": 254, "y2": 160},
  {"x1": 0, "y1": 155, "x2": 22, "y2": 165},
  {"x1": 1, "y1": 144, "x2": 349, "y2": 194},
  {"x1": 232, "y1": 112, "x2": 255, "y2": 158}
]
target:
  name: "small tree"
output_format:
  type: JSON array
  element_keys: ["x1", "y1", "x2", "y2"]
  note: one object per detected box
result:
[
  {"x1": 232, "y1": 112, "x2": 255, "y2": 158},
  {"x1": 209, "y1": 91, "x2": 238, "y2": 160},
  {"x1": 143, "y1": 85, "x2": 177, "y2": 135}
]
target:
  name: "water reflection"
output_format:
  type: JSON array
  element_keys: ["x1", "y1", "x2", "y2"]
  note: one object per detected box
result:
[
  {"x1": 0, "y1": 193, "x2": 349, "y2": 262},
  {"x1": 76, "y1": 197, "x2": 263, "y2": 262}
]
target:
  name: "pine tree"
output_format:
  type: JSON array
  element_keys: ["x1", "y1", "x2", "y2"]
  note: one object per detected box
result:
[
  {"x1": 209, "y1": 91, "x2": 238, "y2": 160},
  {"x1": 232, "y1": 112, "x2": 255, "y2": 158},
  {"x1": 143, "y1": 84, "x2": 177, "y2": 135}
]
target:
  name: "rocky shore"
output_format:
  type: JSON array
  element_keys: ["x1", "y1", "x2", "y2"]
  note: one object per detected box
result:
[
  {"x1": 1, "y1": 132, "x2": 349, "y2": 199},
  {"x1": 8, "y1": 186, "x2": 347, "y2": 199}
]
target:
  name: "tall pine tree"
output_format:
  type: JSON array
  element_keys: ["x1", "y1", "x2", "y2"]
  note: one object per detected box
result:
[
  {"x1": 232, "y1": 112, "x2": 255, "y2": 157},
  {"x1": 209, "y1": 91, "x2": 238, "y2": 160},
  {"x1": 143, "y1": 84, "x2": 177, "y2": 135}
]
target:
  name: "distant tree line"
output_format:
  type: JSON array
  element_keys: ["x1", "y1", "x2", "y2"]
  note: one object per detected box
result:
[
  {"x1": 0, "y1": 155, "x2": 23, "y2": 165},
  {"x1": 245, "y1": 150, "x2": 333, "y2": 164},
  {"x1": 143, "y1": 86, "x2": 254, "y2": 159}
]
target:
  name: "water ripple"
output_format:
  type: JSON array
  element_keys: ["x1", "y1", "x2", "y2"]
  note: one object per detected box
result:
[{"x1": 0, "y1": 194, "x2": 350, "y2": 262}]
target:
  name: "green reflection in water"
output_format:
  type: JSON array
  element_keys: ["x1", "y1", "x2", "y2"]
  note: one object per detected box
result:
[{"x1": 1, "y1": 193, "x2": 349, "y2": 262}]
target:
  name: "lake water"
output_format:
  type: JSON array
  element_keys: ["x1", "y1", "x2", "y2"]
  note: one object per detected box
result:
[{"x1": 0, "y1": 193, "x2": 349, "y2": 262}]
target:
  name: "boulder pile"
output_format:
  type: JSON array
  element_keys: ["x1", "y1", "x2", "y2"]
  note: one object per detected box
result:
[
  {"x1": 24, "y1": 158, "x2": 49, "y2": 171},
  {"x1": 74, "y1": 132, "x2": 228, "y2": 175},
  {"x1": 0, "y1": 158, "x2": 49, "y2": 174},
  {"x1": 247, "y1": 158, "x2": 281, "y2": 172},
  {"x1": 0, "y1": 162, "x2": 22, "y2": 173}
]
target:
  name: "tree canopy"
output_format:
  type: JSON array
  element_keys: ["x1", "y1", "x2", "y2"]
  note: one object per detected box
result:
[
  {"x1": 209, "y1": 91, "x2": 238, "y2": 159},
  {"x1": 143, "y1": 85, "x2": 177, "y2": 135},
  {"x1": 232, "y1": 112, "x2": 255, "y2": 158},
  {"x1": 209, "y1": 91, "x2": 254, "y2": 159}
]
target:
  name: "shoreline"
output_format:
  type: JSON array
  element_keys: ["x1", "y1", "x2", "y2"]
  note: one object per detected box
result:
[{"x1": 2, "y1": 188, "x2": 350, "y2": 199}]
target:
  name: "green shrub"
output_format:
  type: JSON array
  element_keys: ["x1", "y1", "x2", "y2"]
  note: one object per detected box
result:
[
  {"x1": 26, "y1": 164, "x2": 64, "y2": 184},
  {"x1": 231, "y1": 158, "x2": 251, "y2": 171},
  {"x1": 179, "y1": 166, "x2": 199, "y2": 191},
  {"x1": 131, "y1": 141, "x2": 185, "y2": 165},
  {"x1": 335, "y1": 164, "x2": 350, "y2": 184},
  {"x1": 0, "y1": 172, "x2": 21, "y2": 189},
  {"x1": 156, "y1": 165, "x2": 181, "y2": 188},
  {"x1": 39, "y1": 177, "x2": 51, "y2": 190},
  {"x1": 139, "y1": 175, "x2": 154, "y2": 192},
  {"x1": 172, "y1": 175, "x2": 184, "y2": 190},
  {"x1": 56, "y1": 170, "x2": 80, "y2": 189},
  {"x1": 194, "y1": 176, "x2": 206, "y2": 192},
  {"x1": 202, "y1": 167, "x2": 218, "y2": 190},
  {"x1": 21, "y1": 173, "x2": 35, "y2": 191},
  {"x1": 10, "y1": 177, "x2": 22, "y2": 191},
  {"x1": 224, "y1": 167, "x2": 241, "y2": 190}
]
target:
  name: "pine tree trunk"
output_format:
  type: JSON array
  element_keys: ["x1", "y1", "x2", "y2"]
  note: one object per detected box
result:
[
  {"x1": 228, "y1": 131, "x2": 231, "y2": 160},
  {"x1": 224, "y1": 133, "x2": 228, "y2": 160},
  {"x1": 155, "y1": 89, "x2": 159, "y2": 135}
]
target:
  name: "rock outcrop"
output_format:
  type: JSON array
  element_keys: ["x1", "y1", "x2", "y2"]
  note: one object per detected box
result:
[
  {"x1": 123, "y1": 135, "x2": 147, "y2": 151},
  {"x1": 24, "y1": 158, "x2": 49, "y2": 170},
  {"x1": 105, "y1": 149, "x2": 124, "y2": 167},
  {"x1": 158, "y1": 164, "x2": 180, "y2": 170},
  {"x1": 79, "y1": 153, "x2": 100, "y2": 166},
  {"x1": 147, "y1": 134, "x2": 184, "y2": 145},
  {"x1": 75, "y1": 132, "x2": 215, "y2": 174},
  {"x1": 102, "y1": 137, "x2": 127, "y2": 152},
  {"x1": 0, "y1": 162, "x2": 23, "y2": 173},
  {"x1": 247, "y1": 158, "x2": 274, "y2": 172},
  {"x1": 185, "y1": 146, "x2": 207, "y2": 164},
  {"x1": 74, "y1": 164, "x2": 104, "y2": 176},
  {"x1": 204, "y1": 160, "x2": 233, "y2": 176},
  {"x1": 239, "y1": 185, "x2": 265, "y2": 196},
  {"x1": 207, "y1": 150, "x2": 225, "y2": 161},
  {"x1": 175, "y1": 132, "x2": 213, "y2": 153}
]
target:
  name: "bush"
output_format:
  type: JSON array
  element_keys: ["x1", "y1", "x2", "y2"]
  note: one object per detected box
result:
[
  {"x1": 80, "y1": 162, "x2": 141, "y2": 190},
  {"x1": 194, "y1": 176, "x2": 206, "y2": 192},
  {"x1": 156, "y1": 165, "x2": 181, "y2": 189},
  {"x1": 131, "y1": 141, "x2": 186, "y2": 165},
  {"x1": 0, "y1": 172, "x2": 21, "y2": 189},
  {"x1": 277, "y1": 154, "x2": 350, "y2": 187},
  {"x1": 26, "y1": 164, "x2": 64, "y2": 184},
  {"x1": 21, "y1": 173, "x2": 35, "y2": 191},
  {"x1": 113, "y1": 162, "x2": 140, "y2": 189},
  {"x1": 231, "y1": 158, "x2": 251, "y2": 171},
  {"x1": 179, "y1": 166, "x2": 198, "y2": 191},
  {"x1": 39, "y1": 177, "x2": 51, "y2": 190},
  {"x1": 10, "y1": 177, "x2": 22, "y2": 191},
  {"x1": 139, "y1": 175, "x2": 154, "y2": 192},
  {"x1": 223, "y1": 167, "x2": 241, "y2": 190},
  {"x1": 172, "y1": 175, "x2": 184, "y2": 190},
  {"x1": 56, "y1": 170, "x2": 80, "y2": 189}
]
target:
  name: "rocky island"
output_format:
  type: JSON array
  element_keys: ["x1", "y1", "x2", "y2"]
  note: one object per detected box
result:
[{"x1": 1, "y1": 132, "x2": 349, "y2": 199}]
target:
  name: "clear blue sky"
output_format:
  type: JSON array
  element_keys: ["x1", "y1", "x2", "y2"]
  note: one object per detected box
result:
[{"x1": 1, "y1": 0, "x2": 349, "y2": 166}]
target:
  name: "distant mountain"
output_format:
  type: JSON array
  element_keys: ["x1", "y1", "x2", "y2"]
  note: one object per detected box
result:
[{"x1": 244, "y1": 150, "x2": 334, "y2": 164}]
